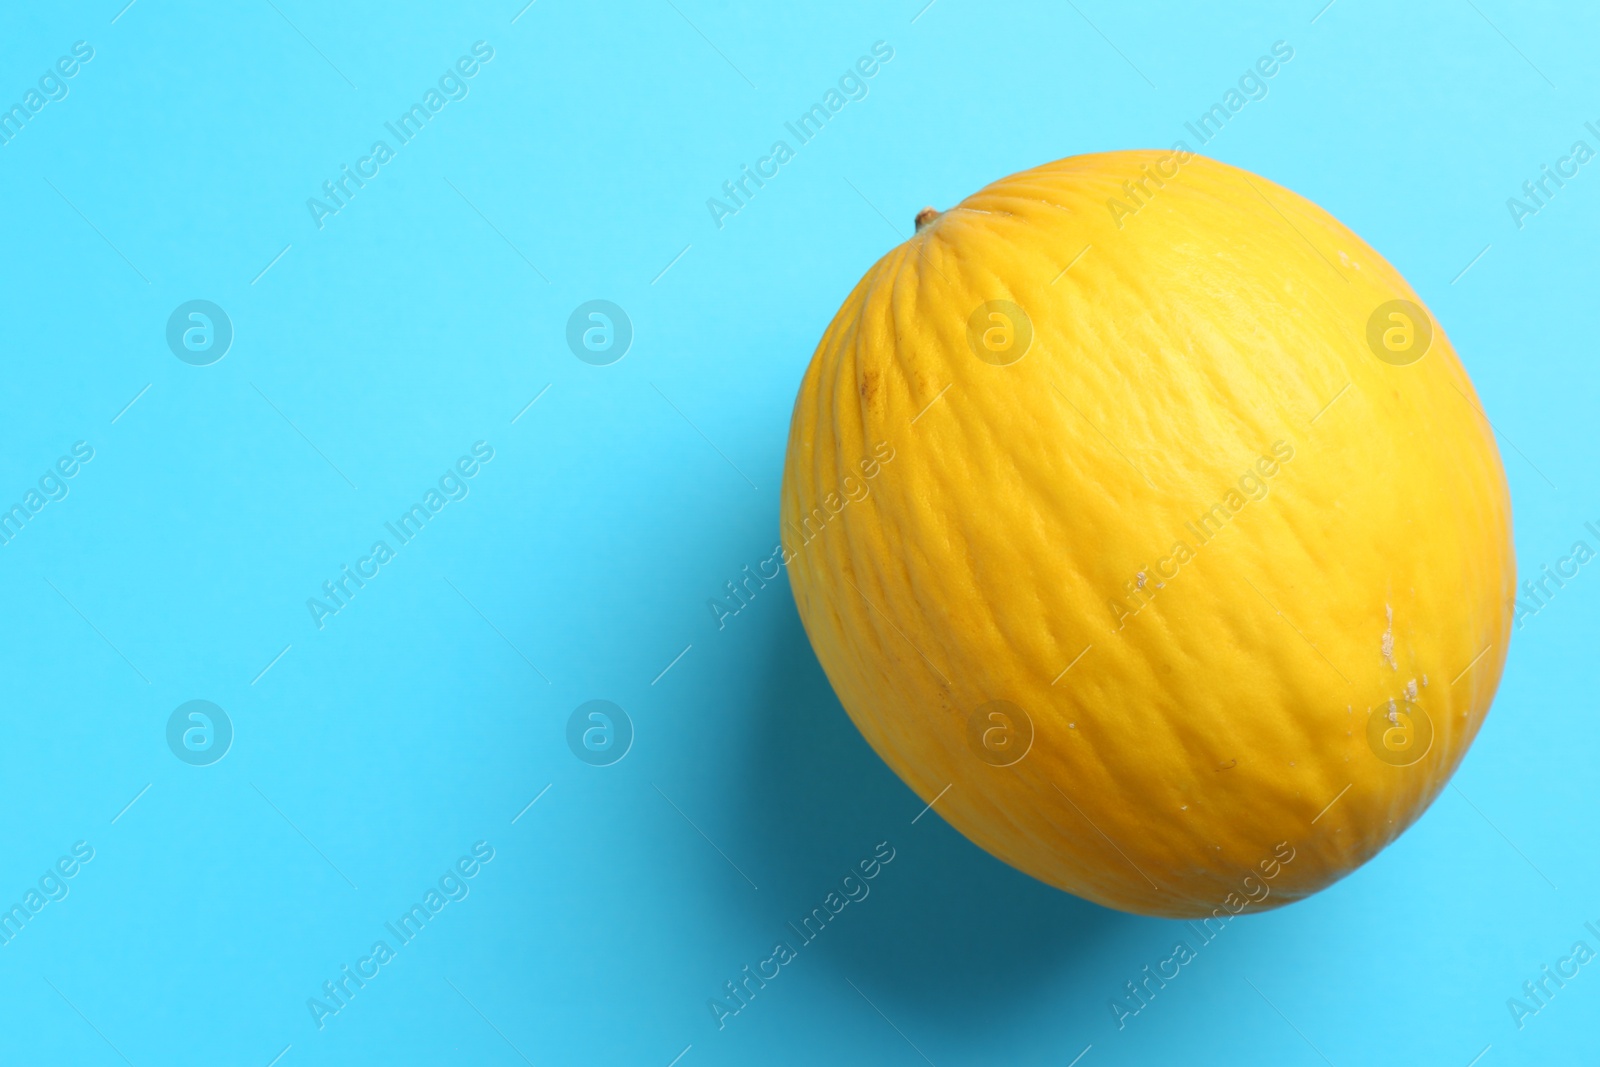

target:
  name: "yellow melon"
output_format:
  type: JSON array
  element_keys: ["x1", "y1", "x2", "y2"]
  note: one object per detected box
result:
[{"x1": 779, "y1": 150, "x2": 1514, "y2": 917}]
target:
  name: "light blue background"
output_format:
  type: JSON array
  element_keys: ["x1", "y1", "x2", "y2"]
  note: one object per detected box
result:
[{"x1": 1, "y1": 1, "x2": 1595, "y2": 1063}]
